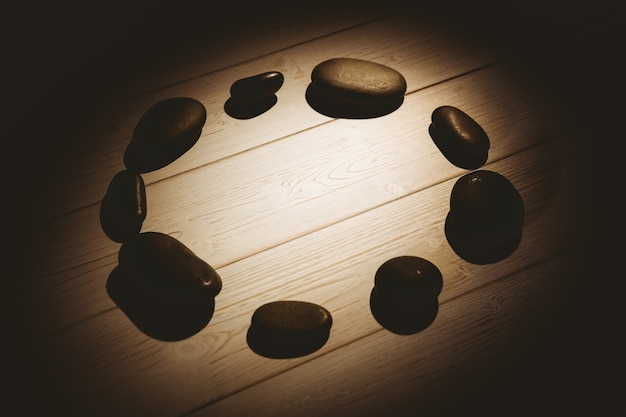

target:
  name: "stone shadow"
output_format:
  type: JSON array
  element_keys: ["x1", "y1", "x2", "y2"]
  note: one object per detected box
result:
[
  {"x1": 305, "y1": 83, "x2": 404, "y2": 119},
  {"x1": 224, "y1": 95, "x2": 278, "y2": 119}
]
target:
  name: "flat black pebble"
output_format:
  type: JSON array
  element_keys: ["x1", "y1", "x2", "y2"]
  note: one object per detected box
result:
[
  {"x1": 247, "y1": 301, "x2": 332, "y2": 358},
  {"x1": 100, "y1": 170, "x2": 147, "y2": 243},
  {"x1": 230, "y1": 71, "x2": 284, "y2": 99},
  {"x1": 429, "y1": 105, "x2": 490, "y2": 169},
  {"x1": 449, "y1": 170, "x2": 524, "y2": 233},
  {"x1": 370, "y1": 256, "x2": 442, "y2": 334},
  {"x1": 374, "y1": 256, "x2": 443, "y2": 311},
  {"x1": 311, "y1": 58, "x2": 406, "y2": 105},
  {"x1": 118, "y1": 232, "x2": 222, "y2": 304},
  {"x1": 446, "y1": 170, "x2": 524, "y2": 264},
  {"x1": 106, "y1": 266, "x2": 215, "y2": 342},
  {"x1": 129, "y1": 97, "x2": 206, "y2": 161},
  {"x1": 124, "y1": 129, "x2": 202, "y2": 173},
  {"x1": 307, "y1": 58, "x2": 406, "y2": 118},
  {"x1": 224, "y1": 94, "x2": 278, "y2": 120},
  {"x1": 370, "y1": 290, "x2": 439, "y2": 335}
]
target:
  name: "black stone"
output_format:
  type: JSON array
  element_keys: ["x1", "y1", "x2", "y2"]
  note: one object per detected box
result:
[
  {"x1": 370, "y1": 289, "x2": 439, "y2": 335},
  {"x1": 107, "y1": 266, "x2": 215, "y2": 341},
  {"x1": 229, "y1": 71, "x2": 284, "y2": 99},
  {"x1": 429, "y1": 105, "x2": 490, "y2": 169},
  {"x1": 118, "y1": 232, "x2": 222, "y2": 304},
  {"x1": 449, "y1": 170, "x2": 524, "y2": 233},
  {"x1": 307, "y1": 57, "x2": 406, "y2": 118},
  {"x1": 311, "y1": 58, "x2": 407, "y2": 105},
  {"x1": 369, "y1": 256, "x2": 442, "y2": 335},
  {"x1": 100, "y1": 170, "x2": 147, "y2": 243},
  {"x1": 247, "y1": 301, "x2": 332, "y2": 358},
  {"x1": 374, "y1": 256, "x2": 443, "y2": 311},
  {"x1": 125, "y1": 97, "x2": 206, "y2": 172},
  {"x1": 224, "y1": 95, "x2": 278, "y2": 120},
  {"x1": 124, "y1": 130, "x2": 201, "y2": 173},
  {"x1": 445, "y1": 170, "x2": 525, "y2": 264},
  {"x1": 445, "y1": 215, "x2": 523, "y2": 265}
]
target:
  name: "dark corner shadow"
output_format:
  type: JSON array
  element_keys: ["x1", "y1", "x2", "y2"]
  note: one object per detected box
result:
[
  {"x1": 445, "y1": 212, "x2": 523, "y2": 265},
  {"x1": 106, "y1": 266, "x2": 215, "y2": 341},
  {"x1": 123, "y1": 130, "x2": 201, "y2": 174},
  {"x1": 369, "y1": 289, "x2": 439, "y2": 335},
  {"x1": 428, "y1": 124, "x2": 488, "y2": 170},
  {"x1": 224, "y1": 95, "x2": 277, "y2": 120},
  {"x1": 246, "y1": 326, "x2": 330, "y2": 359},
  {"x1": 305, "y1": 83, "x2": 404, "y2": 119}
]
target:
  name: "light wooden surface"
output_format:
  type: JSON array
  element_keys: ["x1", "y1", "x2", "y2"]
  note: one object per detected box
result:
[{"x1": 6, "y1": 3, "x2": 624, "y2": 417}]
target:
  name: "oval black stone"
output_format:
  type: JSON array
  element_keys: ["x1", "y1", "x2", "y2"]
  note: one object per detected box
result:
[
  {"x1": 247, "y1": 301, "x2": 332, "y2": 358},
  {"x1": 100, "y1": 170, "x2": 147, "y2": 243},
  {"x1": 251, "y1": 301, "x2": 332, "y2": 335},
  {"x1": 128, "y1": 96, "x2": 206, "y2": 163},
  {"x1": 118, "y1": 232, "x2": 222, "y2": 303},
  {"x1": 446, "y1": 170, "x2": 525, "y2": 264},
  {"x1": 445, "y1": 215, "x2": 523, "y2": 265},
  {"x1": 307, "y1": 58, "x2": 406, "y2": 118},
  {"x1": 106, "y1": 266, "x2": 215, "y2": 342},
  {"x1": 229, "y1": 71, "x2": 284, "y2": 99},
  {"x1": 374, "y1": 256, "x2": 443, "y2": 311},
  {"x1": 449, "y1": 170, "x2": 524, "y2": 233},
  {"x1": 429, "y1": 105, "x2": 490, "y2": 169},
  {"x1": 311, "y1": 58, "x2": 406, "y2": 105}
]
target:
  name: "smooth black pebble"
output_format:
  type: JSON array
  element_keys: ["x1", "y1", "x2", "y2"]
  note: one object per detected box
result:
[
  {"x1": 247, "y1": 301, "x2": 332, "y2": 358},
  {"x1": 445, "y1": 170, "x2": 524, "y2": 264},
  {"x1": 429, "y1": 105, "x2": 490, "y2": 169},
  {"x1": 125, "y1": 97, "x2": 206, "y2": 172},
  {"x1": 106, "y1": 266, "x2": 215, "y2": 342},
  {"x1": 374, "y1": 256, "x2": 443, "y2": 311},
  {"x1": 307, "y1": 57, "x2": 406, "y2": 118},
  {"x1": 225, "y1": 71, "x2": 283, "y2": 119},
  {"x1": 100, "y1": 170, "x2": 147, "y2": 243},
  {"x1": 230, "y1": 71, "x2": 284, "y2": 99},
  {"x1": 118, "y1": 232, "x2": 222, "y2": 304},
  {"x1": 370, "y1": 256, "x2": 442, "y2": 335}
]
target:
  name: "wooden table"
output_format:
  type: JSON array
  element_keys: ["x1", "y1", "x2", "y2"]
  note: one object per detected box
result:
[{"x1": 4, "y1": 2, "x2": 624, "y2": 416}]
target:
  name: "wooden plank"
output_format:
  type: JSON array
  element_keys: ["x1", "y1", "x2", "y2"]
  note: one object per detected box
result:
[
  {"x1": 28, "y1": 62, "x2": 562, "y2": 281},
  {"x1": 40, "y1": 11, "x2": 504, "y2": 219},
  {"x1": 22, "y1": 141, "x2": 588, "y2": 417}
]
